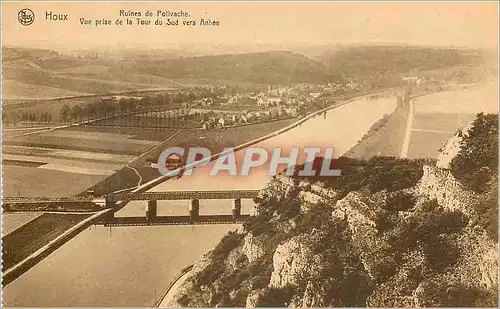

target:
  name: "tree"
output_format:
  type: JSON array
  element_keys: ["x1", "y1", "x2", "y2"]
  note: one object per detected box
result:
[
  {"x1": 450, "y1": 113, "x2": 498, "y2": 192},
  {"x1": 60, "y1": 104, "x2": 70, "y2": 123},
  {"x1": 71, "y1": 105, "x2": 83, "y2": 123},
  {"x1": 188, "y1": 91, "x2": 196, "y2": 102}
]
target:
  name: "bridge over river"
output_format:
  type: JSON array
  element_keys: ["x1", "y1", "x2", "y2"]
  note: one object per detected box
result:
[
  {"x1": 2, "y1": 189, "x2": 258, "y2": 286},
  {"x1": 102, "y1": 189, "x2": 260, "y2": 226},
  {"x1": 3, "y1": 189, "x2": 261, "y2": 226}
]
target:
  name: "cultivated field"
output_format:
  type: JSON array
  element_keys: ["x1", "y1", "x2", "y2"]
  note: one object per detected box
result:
[
  {"x1": 2, "y1": 126, "x2": 165, "y2": 197},
  {"x1": 2, "y1": 79, "x2": 91, "y2": 100},
  {"x1": 1, "y1": 166, "x2": 108, "y2": 197},
  {"x1": 406, "y1": 83, "x2": 498, "y2": 159},
  {"x1": 4, "y1": 129, "x2": 158, "y2": 155}
]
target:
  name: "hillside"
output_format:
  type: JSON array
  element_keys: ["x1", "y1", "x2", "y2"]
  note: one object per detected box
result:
[
  {"x1": 2, "y1": 45, "x2": 487, "y2": 98},
  {"x1": 319, "y1": 45, "x2": 484, "y2": 80},
  {"x1": 2, "y1": 47, "x2": 60, "y2": 63},
  {"x1": 164, "y1": 113, "x2": 498, "y2": 307},
  {"x1": 130, "y1": 51, "x2": 338, "y2": 84}
]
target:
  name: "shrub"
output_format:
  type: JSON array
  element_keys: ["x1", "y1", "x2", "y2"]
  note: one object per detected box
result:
[
  {"x1": 384, "y1": 191, "x2": 417, "y2": 212},
  {"x1": 473, "y1": 177, "x2": 498, "y2": 241},
  {"x1": 450, "y1": 112, "x2": 498, "y2": 193},
  {"x1": 417, "y1": 277, "x2": 497, "y2": 307},
  {"x1": 256, "y1": 285, "x2": 296, "y2": 307},
  {"x1": 293, "y1": 156, "x2": 431, "y2": 197},
  {"x1": 422, "y1": 236, "x2": 460, "y2": 270}
]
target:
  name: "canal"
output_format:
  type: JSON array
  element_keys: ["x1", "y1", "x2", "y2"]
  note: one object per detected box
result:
[{"x1": 3, "y1": 94, "x2": 397, "y2": 306}]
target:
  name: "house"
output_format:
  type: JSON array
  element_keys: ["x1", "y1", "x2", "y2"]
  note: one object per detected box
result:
[
  {"x1": 309, "y1": 92, "x2": 322, "y2": 99},
  {"x1": 285, "y1": 107, "x2": 298, "y2": 117},
  {"x1": 262, "y1": 111, "x2": 271, "y2": 121},
  {"x1": 201, "y1": 120, "x2": 211, "y2": 130},
  {"x1": 239, "y1": 115, "x2": 248, "y2": 124},
  {"x1": 201, "y1": 98, "x2": 213, "y2": 106},
  {"x1": 100, "y1": 95, "x2": 116, "y2": 103},
  {"x1": 146, "y1": 153, "x2": 183, "y2": 169},
  {"x1": 402, "y1": 76, "x2": 422, "y2": 86},
  {"x1": 201, "y1": 117, "x2": 217, "y2": 130},
  {"x1": 267, "y1": 96, "x2": 281, "y2": 106},
  {"x1": 228, "y1": 95, "x2": 240, "y2": 105}
]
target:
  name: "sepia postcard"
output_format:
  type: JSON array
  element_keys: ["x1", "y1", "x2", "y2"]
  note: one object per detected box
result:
[{"x1": 1, "y1": 1, "x2": 498, "y2": 307}]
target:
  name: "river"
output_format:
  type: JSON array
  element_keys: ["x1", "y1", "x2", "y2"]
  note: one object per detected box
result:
[{"x1": 2, "y1": 94, "x2": 397, "y2": 306}]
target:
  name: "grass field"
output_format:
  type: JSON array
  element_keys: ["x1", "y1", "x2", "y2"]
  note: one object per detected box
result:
[
  {"x1": 405, "y1": 84, "x2": 497, "y2": 159},
  {"x1": 2, "y1": 79, "x2": 91, "y2": 100},
  {"x1": 67, "y1": 126, "x2": 180, "y2": 142},
  {"x1": 2, "y1": 213, "x2": 90, "y2": 271},
  {"x1": 412, "y1": 113, "x2": 476, "y2": 132},
  {"x1": 4, "y1": 130, "x2": 158, "y2": 156},
  {"x1": 90, "y1": 114, "x2": 201, "y2": 130},
  {"x1": 1, "y1": 124, "x2": 178, "y2": 198},
  {"x1": 2, "y1": 165, "x2": 107, "y2": 197},
  {"x1": 407, "y1": 130, "x2": 455, "y2": 159}
]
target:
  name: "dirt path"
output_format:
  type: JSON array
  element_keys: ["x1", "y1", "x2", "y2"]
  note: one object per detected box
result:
[
  {"x1": 120, "y1": 130, "x2": 182, "y2": 191},
  {"x1": 400, "y1": 98, "x2": 414, "y2": 158}
]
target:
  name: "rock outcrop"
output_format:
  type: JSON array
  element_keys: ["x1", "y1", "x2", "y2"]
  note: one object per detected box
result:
[
  {"x1": 417, "y1": 165, "x2": 477, "y2": 215},
  {"x1": 436, "y1": 123, "x2": 472, "y2": 169},
  {"x1": 269, "y1": 235, "x2": 321, "y2": 289},
  {"x1": 242, "y1": 233, "x2": 265, "y2": 264}
]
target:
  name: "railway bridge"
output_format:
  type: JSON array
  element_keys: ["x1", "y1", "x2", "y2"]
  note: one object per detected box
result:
[
  {"x1": 2, "y1": 189, "x2": 261, "y2": 226},
  {"x1": 101, "y1": 189, "x2": 261, "y2": 226}
]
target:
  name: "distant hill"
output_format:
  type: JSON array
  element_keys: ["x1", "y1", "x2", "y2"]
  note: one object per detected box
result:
[
  {"x1": 318, "y1": 45, "x2": 484, "y2": 78},
  {"x1": 131, "y1": 51, "x2": 338, "y2": 84},
  {"x1": 1, "y1": 45, "x2": 488, "y2": 98},
  {"x1": 3, "y1": 47, "x2": 59, "y2": 63}
]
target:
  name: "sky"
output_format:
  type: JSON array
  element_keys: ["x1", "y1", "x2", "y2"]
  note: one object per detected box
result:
[{"x1": 1, "y1": 1, "x2": 498, "y2": 52}]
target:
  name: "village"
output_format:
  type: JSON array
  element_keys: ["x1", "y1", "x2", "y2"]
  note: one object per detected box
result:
[{"x1": 179, "y1": 80, "x2": 364, "y2": 130}]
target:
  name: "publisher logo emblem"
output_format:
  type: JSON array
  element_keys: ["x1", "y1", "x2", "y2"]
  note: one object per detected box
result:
[{"x1": 18, "y1": 9, "x2": 35, "y2": 26}]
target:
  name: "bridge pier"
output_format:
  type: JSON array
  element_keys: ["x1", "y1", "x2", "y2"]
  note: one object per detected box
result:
[
  {"x1": 146, "y1": 200, "x2": 158, "y2": 221},
  {"x1": 189, "y1": 199, "x2": 200, "y2": 220},
  {"x1": 232, "y1": 198, "x2": 242, "y2": 219},
  {"x1": 105, "y1": 198, "x2": 116, "y2": 208},
  {"x1": 104, "y1": 209, "x2": 115, "y2": 223}
]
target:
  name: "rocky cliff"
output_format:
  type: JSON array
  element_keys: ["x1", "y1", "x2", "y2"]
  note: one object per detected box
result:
[{"x1": 166, "y1": 115, "x2": 498, "y2": 308}]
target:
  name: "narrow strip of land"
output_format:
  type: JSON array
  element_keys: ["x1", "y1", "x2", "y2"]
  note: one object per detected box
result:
[{"x1": 400, "y1": 98, "x2": 414, "y2": 158}]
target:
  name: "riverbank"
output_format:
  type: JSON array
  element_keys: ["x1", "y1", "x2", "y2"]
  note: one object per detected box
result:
[{"x1": 157, "y1": 266, "x2": 193, "y2": 307}]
